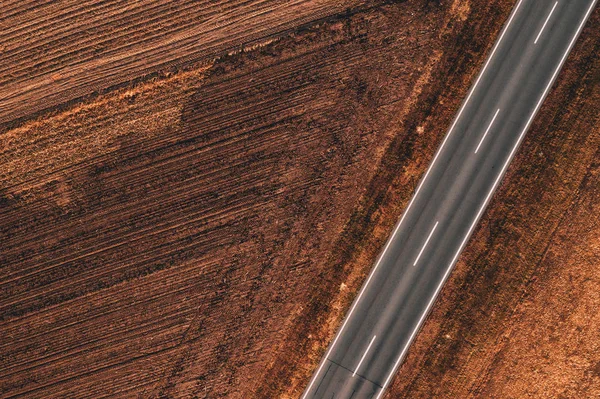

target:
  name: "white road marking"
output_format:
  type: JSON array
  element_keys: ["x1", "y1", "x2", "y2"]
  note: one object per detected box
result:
[
  {"x1": 375, "y1": 2, "x2": 598, "y2": 398},
  {"x1": 535, "y1": 2, "x2": 559, "y2": 44},
  {"x1": 353, "y1": 335, "x2": 377, "y2": 377},
  {"x1": 300, "y1": 0, "x2": 526, "y2": 397},
  {"x1": 474, "y1": 108, "x2": 500, "y2": 154},
  {"x1": 413, "y1": 222, "x2": 438, "y2": 266}
]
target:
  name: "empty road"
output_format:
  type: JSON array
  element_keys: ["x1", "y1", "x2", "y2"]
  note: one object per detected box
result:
[{"x1": 302, "y1": 0, "x2": 598, "y2": 398}]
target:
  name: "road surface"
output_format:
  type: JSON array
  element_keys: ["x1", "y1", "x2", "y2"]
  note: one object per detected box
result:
[{"x1": 302, "y1": 0, "x2": 598, "y2": 398}]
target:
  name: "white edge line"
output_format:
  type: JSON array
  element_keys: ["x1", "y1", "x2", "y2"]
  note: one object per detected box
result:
[
  {"x1": 352, "y1": 335, "x2": 377, "y2": 377},
  {"x1": 535, "y1": 1, "x2": 559, "y2": 44},
  {"x1": 413, "y1": 221, "x2": 439, "y2": 266},
  {"x1": 474, "y1": 108, "x2": 501, "y2": 154},
  {"x1": 300, "y1": 0, "x2": 526, "y2": 396},
  {"x1": 375, "y1": 1, "x2": 598, "y2": 397}
]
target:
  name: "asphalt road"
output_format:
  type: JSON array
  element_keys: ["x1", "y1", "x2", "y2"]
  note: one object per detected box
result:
[{"x1": 301, "y1": 1, "x2": 598, "y2": 398}]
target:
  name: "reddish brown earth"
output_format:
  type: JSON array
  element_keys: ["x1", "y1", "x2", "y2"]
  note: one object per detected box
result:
[
  {"x1": 0, "y1": 0, "x2": 370, "y2": 126},
  {"x1": 1, "y1": 1, "x2": 599, "y2": 398}
]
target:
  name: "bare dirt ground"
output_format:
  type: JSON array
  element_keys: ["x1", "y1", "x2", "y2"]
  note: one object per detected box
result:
[
  {"x1": 1, "y1": 0, "x2": 598, "y2": 398},
  {"x1": 0, "y1": 0, "x2": 368, "y2": 126},
  {"x1": 0, "y1": 1, "x2": 515, "y2": 397}
]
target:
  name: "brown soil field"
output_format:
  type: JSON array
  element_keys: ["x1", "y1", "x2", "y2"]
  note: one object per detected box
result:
[
  {"x1": 1, "y1": 0, "x2": 598, "y2": 398},
  {"x1": 0, "y1": 0, "x2": 373, "y2": 128},
  {"x1": 0, "y1": 1, "x2": 515, "y2": 397}
]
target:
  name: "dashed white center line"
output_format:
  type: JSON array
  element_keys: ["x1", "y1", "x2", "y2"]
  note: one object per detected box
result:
[
  {"x1": 413, "y1": 221, "x2": 438, "y2": 266},
  {"x1": 353, "y1": 335, "x2": 377, "y2": 377},
  {"x1": 535, "y1": 1, "x2": 558, "y2": 44},
  {"x1": 474, "y1": 108, "x2": 500, "y2": 154}
]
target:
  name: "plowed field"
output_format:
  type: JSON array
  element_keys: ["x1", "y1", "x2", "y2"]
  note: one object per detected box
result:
[
  {"x1": 1, "y1": 1, "x2": 598, "y2": 398},
  {"x1": 0, "y1": 1, "x2": 514, "y2": 397},
  {"x1": 0, "y1": 0, "x2": 367, "y2": 126}
]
